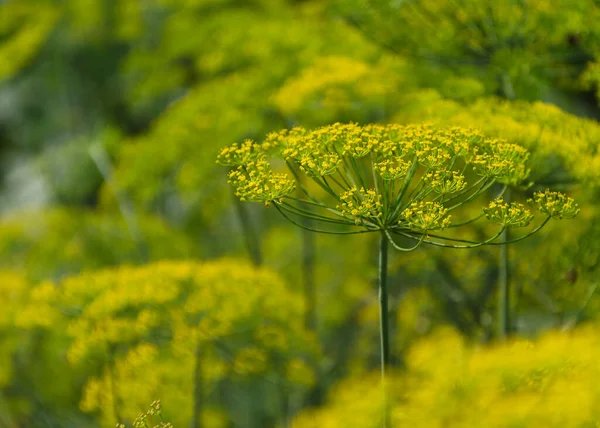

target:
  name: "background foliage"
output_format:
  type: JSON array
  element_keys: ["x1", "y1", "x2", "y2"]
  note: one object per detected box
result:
[{"x1": 1, "y1": 0, "x2": 600, "y2": 426}]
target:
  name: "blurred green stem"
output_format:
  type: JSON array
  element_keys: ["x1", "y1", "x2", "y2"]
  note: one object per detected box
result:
[
  {"x1": 232, "y1": 194, "x2": 262, "y2": 266},
  {"x1": 302, "y1": 220, "x2": 317, "y2": 331},
  {"x1": 378, "y1": 231, "x2": 391, "y2": 427},
  {"x1": 192, "y1": 343, "x2": 203, "y2": 428},
  {"x1": 89, "y1": 144, "x2": 149, "y2": 262},
  {"x1": 108, "y1": 347, "x2": 121, "y2": 424},
  {"x1": 498, "y1": 189, "x2": 511, "y2": 339}
]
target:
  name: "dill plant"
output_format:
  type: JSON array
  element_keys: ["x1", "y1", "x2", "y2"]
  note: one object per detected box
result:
[
  {"x1": 218, "y1": 122, "x2": 578, "y2": 422},
  {"x1": 20, "y1": 260, "x2": 318, "y2": 427}
]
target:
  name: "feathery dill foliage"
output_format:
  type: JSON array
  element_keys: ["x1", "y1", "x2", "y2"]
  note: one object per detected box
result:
[
  {"x1": 218, "y1": 123, "x2": 577, "y2": 249},
  {"x1": 336, "y1": 0, "x2": 600, "y2": 100},
  {"x1": 294, "y1": 325, "x2": 600, "y2": 427},
  {"x1": 19, "y1": 260, "x2": 318, "y2": 426}
]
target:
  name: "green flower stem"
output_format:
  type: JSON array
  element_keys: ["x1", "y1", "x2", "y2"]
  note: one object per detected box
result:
[
  {"x1": 273, "y1": 203, "x2": 375, "y2": 234},
  {"x1": 403, "y1": 167, "x2": 430, "y2": 202},
  {"x1": 440, "y1": 176, "x2": 488, "y2": 205},
  {"x1": 192, "y1": 343, "x2": 204, "y2": 428},
  {"x1": 314, "y1": 176, "x2": 340, "y2": 199},
  {"x1": 389, "y1": 156, "x2": 419, "y2": 219},
  {"x1": 498, "y1": 226, "x2": 510, "y2": 339},
  {"x1": 299, "y1": 176, "x2": 318, "y2": 332},
  {"x1": 284, "y1": 196, "x2": 354, "y2": 220},
  {"x1": 396, "y1": 216, "x2": 551, "y2": 249},
  {"x1": 446, "y1": 213, "x2": 487, "y2": 228},
  {"x1": 378, "y1": 231, "x2": 391, "y2": 428},
  {"x1": 349, "y1": 156, "x2": 369, "y2": 189},
  {"x1": 279, "y1": 202, "x2": 357, "y2": 225},
  {"x1": 396, "y1": 228, "x2": 505, "y2": 249},
  {"x1": 385, "y1": 229, "x2": 425, "y2": 252},
  {"x1": 108, "y1": 346, "x2": 121, "y2": 424},
  {"x1": 446, "y1": 178, "x2": 498, "y2": 210},
  {"x1": 336, "y1": 166, "x2": 355, "y2": 189},
  {"x1": 279, "y1": 201, "x2": 378, "y2": 228},
  {"x1": 498, "y1": 189, "x2": 511, "y2": 340},
  {"x1": 286, "y1": 162, "x2": 322, "y2": 203},
  {"x1": 302, "y1": 221, "x2": 317, "y2": 331},
  {"x1": 232, "y1": 195, "x2": 263, "y2": 267},
  {"x1": 89, "y1": 144, "x2": 149, "y2": 262}
]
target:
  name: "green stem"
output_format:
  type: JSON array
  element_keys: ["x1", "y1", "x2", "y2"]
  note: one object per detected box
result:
[
  {"x1": 232, "y1": 195, "x2": 262, "y2": 266},
  {"x1": 302, "y1": 219, "x2": 317, "y2": 332},
  {"x1": 192, "y1": 344, "x2": 203, "y2": 428},
  {"x1": 498, "y1": 190, "x2": 511, "y2": 339},
  {"x1": 378, "y1": 231, "x2": 391, "y2": 428},
  {"x1": 108, "y1": 347, "x2": 121, "y2": 424}
]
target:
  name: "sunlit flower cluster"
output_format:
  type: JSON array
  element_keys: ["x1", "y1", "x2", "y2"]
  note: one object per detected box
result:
[
  {"x1": 219, "y1": 122, "x2": 575, "y2": 249},
  {"x1": 338, "y1": 187, "x2": 383, "y2": 224},
  {"x1": 294, "y1": 324, "x2": 600, "y2": 427},
  {"x1": 530, "y1": 189, "x2": 581, "y2": 220},
  {"x1": 228, "y1": 160, "x2": 295, "y2": 205},
  {"x1": 423, "y1": 170, "x2": 467, "y2": 195},
  {"x1": 400, "y1": 201, "x2": 451, "y2": 232},
  {"x1": 19, "y1": 260, "x2": 319, "y2": 426},
  {"x1": 271, "y1": 55, "x2": 402, "y2": 126},
  {"x1": 484, "y1": 198, "x2": 534, "y2": 228}
]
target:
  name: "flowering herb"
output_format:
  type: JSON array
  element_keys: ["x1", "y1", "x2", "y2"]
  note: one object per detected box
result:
[
  {"x1": 217, "y1": 122, "x2": 578, "y2": 418},
  {"x1": 218, "y1": 123, "x2": 575, "y2": 246}
]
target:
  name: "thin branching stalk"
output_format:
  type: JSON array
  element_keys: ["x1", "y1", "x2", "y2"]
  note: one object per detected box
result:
[
  {"x1": 302, "y1": 221, "x2": 317, "y2": 331},
  {"x1": 192, "y1": 343, "x2": 203, "y2": 428},
  {"x1": 108, "y1": 346, "x2": 121, "y2": 424},
  {"x1": 89, "y1": 144, "x2": 148, "y2": 262},
  {"x1": 232, "y1": 193, "x2": 263, "y2": 266},
  {"x1": 498, "y1": 189, "x2": 511, "y2": 339}
]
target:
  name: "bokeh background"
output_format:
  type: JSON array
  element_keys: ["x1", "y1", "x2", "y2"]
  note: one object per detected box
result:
[{"x1": 2, "y1": 0, "x2": 600, "y2": 426}]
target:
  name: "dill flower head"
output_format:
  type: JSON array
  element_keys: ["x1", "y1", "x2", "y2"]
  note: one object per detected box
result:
[
  {"x1": 374, "y1": 158, "x2": 411, "y2": 180},
  {"x1": 424, "y1": 170, "x2": 467, "y2": 195},
  {"x1": 529, "y1": 189, "x2": 580, "y2": 219},
  {"x1": 400, "y1": 201, "x2": 451, "y2": 232},
  {"x1": 216, "y1": 139, "x2": 261, "y2": 166},
  {"x1": 484, "y1": 198, "x2": 534, "y2": 228},
  {"x1": 218, "y1": 122, "x2": 576, "y2": 249},
  {"x1": 338, "y1": 186, "x2": 383, "y2": 225},
  {"x1": 228, "y1": 160, "x2": 295, "y2": 205}
]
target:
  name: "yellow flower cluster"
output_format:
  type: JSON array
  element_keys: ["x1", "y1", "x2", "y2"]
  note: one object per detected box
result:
[
  {"x1": 423, "y1": 170, "x2": 467, "y2": 195},
  {"x1": 216, "y1": 139, "x2": 260, "y2": 166},
  {"x1": 294, "y1": 323, "x2": 600, "y2": 427},
  {"x1": 228, "y1": 160, "x2": 295, "y2": 205},
  {"x1": 271, "y1": 55, "x2": 402, "y2": 126},
  {"x1": 219, "y1": 122, "x2": 550, "y2": 234},
  {"x1": 25, "y1": 259, "x2": 320, "y2": 425},
  {"x1": 397, "y1": 96, "x2": 600, "y2": 185},
  {"x1": 530, "y1": 189, "x2": 581, "y2": 220},
  {"x1": 374, "y1": 158, "x2": 411, "y2": 181},
  {"x1": 400, "y1": 201, "x2": 451, "y2": 232},
  {"x1": 338, "y1": 187, "x2": 383, "y2": 224},
  {"x1": 483, "y1": 198, "x2": 534, "y2": 228}
]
